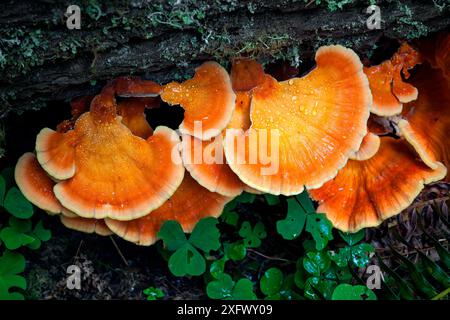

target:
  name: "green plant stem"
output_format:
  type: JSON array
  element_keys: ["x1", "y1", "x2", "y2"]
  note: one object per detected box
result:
[
  {"x1": 431, "y1": 287, "x2": 450, "y2": 300},
  {"x1": 247, "y1": 248, "x2": 293, "y2": 263},
  {"x1": 109, "y1": 236, "x2": 129, "y2": 266}
]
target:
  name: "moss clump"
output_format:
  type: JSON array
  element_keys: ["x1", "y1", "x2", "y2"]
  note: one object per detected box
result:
[
  {"x1": 0, "y1": 29, "x2": 49, "y2": 77},
  {"x1": 304, "y1": 0, "x2": 357, "y2": 12},
  {"x1": 394, "y1": 2, "x2": 429, "y2": 40}
]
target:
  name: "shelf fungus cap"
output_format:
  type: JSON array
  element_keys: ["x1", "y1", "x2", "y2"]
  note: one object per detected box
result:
[
  {"x1": 349, "y1": 119, "x2": 385, "y2": 161},
  {"x1": 364, "y1": 61, "x2": 402, "y2": 116},
  {"x1": 349, "y1": 132, "x2": 380, "y2": 161},
  {"x1": 105, "y1": 173, "x2": 232, "y2": 246},
  {"x1": 181, "y1": 60, "x2": 265, "y2": 197},
  {"x1": 364, "y1": 43, "x2": 420, "y2": 116},
  {"x1": 117, "y1": 98, "x2": 157, "y2": 139},
  {"x1": 310, "y1": 138, "x2": 447, "y2": 232},
  {"x1": 230, "y1": 58, "x2": 266, "y2": 92},
  {"x1": 70, "y1": 95, "x2": 95, "y2": 120},
  {"x1": 181, "y1": 135, "x2": 244, "y2": 197},
  {"x1": 15, "y1": 152, "x2": 63, "y2": 215},
  {"x1": 60, "y1": 216, "x2": 113, "y2": 236},
  {"x1": 224, "y1": 45, "x2": 371, "y2": 195},
  {"x1": 398, "y1": 64, "x2": 450, "y2": 181},
  {"x1": 161, "y1": 61, "x2": 236, "y2": 140},
  {"x1": 36, "y1": 88, "x2": 185, "y2": 220},
  {"x1": 390, "y1": 43, "x2": 421, "y2": 103},
  {"x1": 113, "y1": 76, "x2": 162, "y2": 97}
]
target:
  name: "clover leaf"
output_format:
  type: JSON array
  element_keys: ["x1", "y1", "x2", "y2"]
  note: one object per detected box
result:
[
  {"x1": 294, "y1": 259, "x2": 307, "y2": 290},
  {"x1": 330, "y1": 243, "x2": 374, "y2": 268},
  {"x1": 239, "y1": 221, "x2": 266, "y2": 248},
  {"x1": 210, "y1": 257, "x2": 227, "y2": 279},
  {"x1": 143, "y1": 287, "x2": 165, "y2": 300},
  {"x1": 207, "y1": 273, "x2": 257, "y2": 300},
  {"x1": 0, "y1": 251, "x2": 26, "y2": 300},
  {"x1": 277, "y1": 274, "x2": 302, "y2": 300},
  {"x1": 221, "y1": 211, "x2": 239, "y2": 226},
  {"x1": 303, "y1": 251, "x2": 331, "y2": 277},
  {"x1": 168, "y1": 243, "x2": 206, "y2": 277},
  {"x1": 232, "y1": 278, "x2": 257, "y2": 300},
  {"x1": 26, "y1": 220, "x2": 53, "y2": 250},
  {"x1": 207, "y1": 273, "x2": 235, "y2": 299},
  {"x1": 304, "y1": 276, "x2": 336, "y2": 300},
  {"x1": 189, "y1": 217, "x2": 221, "y2": 252},
  {"x1": 277, "y1": 193, "x2": 332, "y2": 249},
  {"x1": 33, "y1": 220, "x2": 52, "y2": 242},
  {"x1": 295, "y1": 190, "x2": 315, "y2": 213},
  {"x1": 277, "y1": 198, "x2": 307, "y2": 240},
  {"x1": 260, "y1": 267, "x2": 283, "y2": 296},
  {"x1": 0, "y1": 217, "x2": 35, "y2": 250},
  {"x1": 235, "y1": 192, "x2": 256, "y2": 204},
  {"x1": 339, "y1": 230, "x2": 365, "y2": 246},
  {"x1": 331, "y1": 284, "x2": 377, "y2": 300},
  {"x1": 157, "y1": 220, "x2": 187, "y2": 251},
  {"x1": 3, "y1": 187, "x2": 33, "y2": 219},
  {"x1": 264, "y1": 194, "x2": 280, "y2": 206},
  {"x1": 306, "y1": 213, "x2": 334, "y2": 251},
  {"x1": 158, "y1": 218, "x2": 220, "y2": 277},
  {"x1": 224, "y1": 242, "x2": 246, "y2": 261}
]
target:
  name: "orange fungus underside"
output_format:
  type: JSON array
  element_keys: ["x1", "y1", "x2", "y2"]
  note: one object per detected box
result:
[
  {"x1": 399, "y1": 63, "x2": 450, "y2": 181},
  {"x1": 310, "y1": 137, "x2": 447, "y2": 232},
  {"x1": 60, "y1": 216, "x2": 112, "y2": 236},
  {"x1": 117, "y1": 98, "x2": 157, "y2": 139},
  {"x1": 15, "y1": 152, "x2": 63, "y2": 215},
  {"x1": 105, "y1": 173, "x2": 231, "y2": 246}
]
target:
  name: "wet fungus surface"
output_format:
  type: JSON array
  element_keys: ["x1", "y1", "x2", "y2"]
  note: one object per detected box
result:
[{"x1": 14, "y1": 37, "x2": 449, "y2": 237}]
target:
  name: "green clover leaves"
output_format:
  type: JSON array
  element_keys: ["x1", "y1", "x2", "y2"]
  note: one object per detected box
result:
[{"x1": 158, "y1": 218, "x2": 220, "y2": 277}]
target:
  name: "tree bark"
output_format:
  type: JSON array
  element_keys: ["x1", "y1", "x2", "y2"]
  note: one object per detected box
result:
[{"x1": 0, "y1": 0, "x2": 448, "y2": 117}]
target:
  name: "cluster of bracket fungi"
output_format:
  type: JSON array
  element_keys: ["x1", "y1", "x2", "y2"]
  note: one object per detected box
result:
[{"x1": 15, "y1": 32, "x2": 449, "y2": 245}]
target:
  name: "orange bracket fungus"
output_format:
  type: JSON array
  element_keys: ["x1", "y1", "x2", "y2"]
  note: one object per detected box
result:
[
  {"x1": 15, "y1": 152, "x2": 63, "y2": 215},
  {"x1": 35, "y1": 85, "x2": 184, "y2": 220},
  {"x1": 160, "y1": 61, "x2": 236, "y2": 140},
  {"x1": 113, "y1": 76, "x2": 162, "y2": 97},
  {"x1": 224, "y1": 45, "x2": 371, "y2": 195},
  {"x1": 398, "y1": 63, "x2": 450, "y2": 181},
  {"x1": 181, "y1": 59, "x2": 266, "y2": 197},
  {"x1": 117, "y1": 97, "x2": 159, "y2": 139},
  {"x1": 364, "y1": 43, "x2": 420, "y2": 116},
  {"x1": 15, "y1": 153, "x2": 113, "y2": 236},
  {"x1": 70, "y1": 95, "x2": 95, "y2": 120},
  {"x1": 105, "y1": 173, "x2": 231, "y2": 246},
  {"x1": 349, "y1": 116, "x2": 389, "y2": 162},
  {"x1": 349, "y1": 131, "x2": 380, "y2": 162},
  {"x1": 60, "y1": 216, "x2": 113, "y2": 236},
  {"x1": 310, "y1": 137, "x2": 447, "y2": 233}
]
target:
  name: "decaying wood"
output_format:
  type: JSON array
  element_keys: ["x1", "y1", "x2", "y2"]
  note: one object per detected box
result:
[{"x1": 0, "y1": 0, "x2": 448, "y2": 118}]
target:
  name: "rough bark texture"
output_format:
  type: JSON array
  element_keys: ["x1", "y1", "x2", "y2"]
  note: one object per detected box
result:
[{"x1": 0, "y1": 0, "x2": 448, "y2": 118}]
